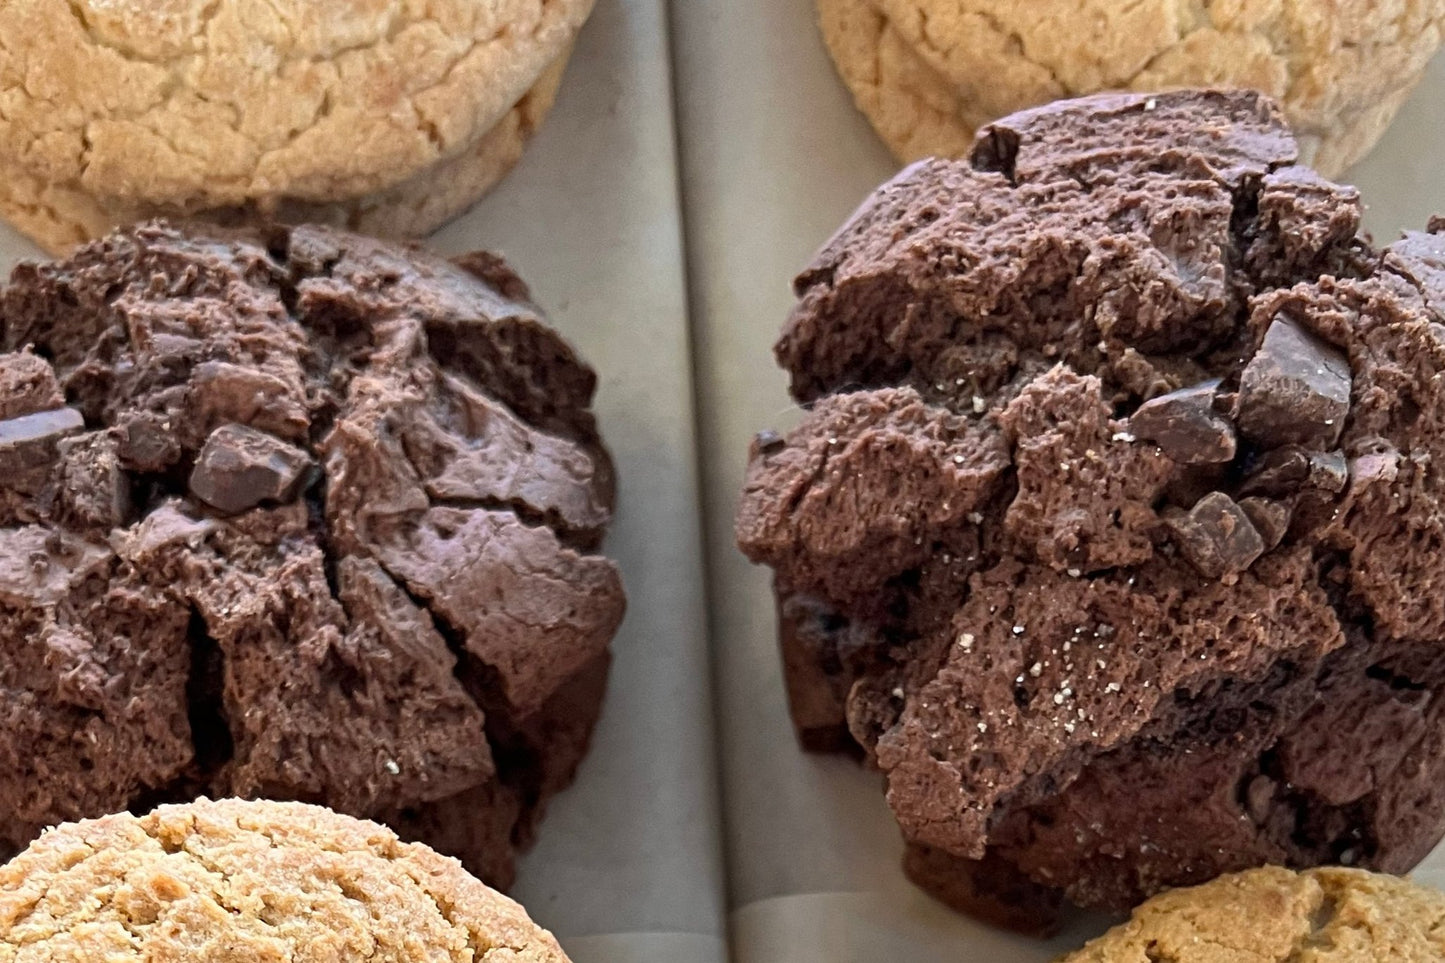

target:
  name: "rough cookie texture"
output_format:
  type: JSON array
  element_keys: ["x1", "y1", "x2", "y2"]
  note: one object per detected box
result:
[
  {"x1": 0, "y1": 220, "x2": 625, "y2": 890},
  {"x1": 0, "y1": 798, "x2": 570, "y2": 962},
  {"x1": 1059, "y1": 867, "x2": 1445, "y2": 962},
  {"x1": 0, "y1": 0, "x2": 593, "y2": 253},
  {"x1": 737, "y1": 89, "x2": 1445, "y2": 931},
  {"x1": 817, "y1": 0, "x2": 1445, "y2": 177}
]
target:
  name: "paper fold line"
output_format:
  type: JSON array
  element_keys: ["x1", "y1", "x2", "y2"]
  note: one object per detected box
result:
[
  {"x1": 730, "y1": 891, "x2": 1104, "y2": 963},
  {"x1": 561, "y1": 930, "x2": 728, "y2": 963}
]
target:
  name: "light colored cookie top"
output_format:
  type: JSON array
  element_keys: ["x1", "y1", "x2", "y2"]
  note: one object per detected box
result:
[
  {"x1": 818, "y1": 0, "x2": 1445, "y2": 176},
  {"x1": 1059, "y1": 866, "x2": 1445, "y2": 962},
  {"x1": 0, "y1": 0, "x2": 592, "y2": 210},
  {"x1": 0, "y1": 798, "x2": 569, "y2": 962}
]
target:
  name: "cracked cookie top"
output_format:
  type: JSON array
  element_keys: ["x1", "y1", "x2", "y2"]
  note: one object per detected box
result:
[
  {"x1": 1060, "y1": 866, "x2": 1445, "y2": 962},
  {"x1": 0, "y1": 0, "x2": 594, "y2": 251},
  {"x1": 0, "y1": 798, "x2": 570, "y2": 963},
  {"x1": 738, "y1": 89, "x2": 1445, "y2": 916},
  {"x1": 817, "y1": 0, "x2": 1445, "y2": 176},
  {"x1": 0, "y1": 220, "x2": 625, "y2": 890}
]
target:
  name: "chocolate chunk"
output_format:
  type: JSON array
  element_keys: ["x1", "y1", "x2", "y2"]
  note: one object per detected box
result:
[
  {"x1": 1166, "y1": 492, "x2": 1266, "y2": 579},
  {"x1": 753, "y1": 429, "x2": 786, "y2": 456},
  {"x1": 0, "y1": 407, "x2": 84, "y2": 459},
  {"x1": 1238, "y1": 497, "x2": 1291, "y2": 550},
  {"x1": 1126, "y1": 379, "x2": 1236, "y2": 464},
  {"x1": 188, "y1": 424, "x2": 316, "y2": 515},
  {"x1": 1241, "y1": 447, "x2": 1310, "y2": 494},
  {"x1": 1241, "y1": 446, "x2": 1347, "y2": 497},
  {"x1": 1308, "y1": 451, "x2": 1348, "y2": 493},
  {"x1": 118, "y1": 413, "x2": 183, "y2": 473},
  {"x1": 1238, "y1": 318, "x2": 1351, "y2": 449},
  {"x1": 0, "y1": 407, "x2": 85, "y2": 493}
]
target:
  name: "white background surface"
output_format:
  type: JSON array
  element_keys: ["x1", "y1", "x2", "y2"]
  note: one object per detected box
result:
[
  {"x1": 0, "y1": 3, "x2": 727, "y2": 963},
  {"x1": 671, "y1": 1, "x2": 1445, "y2": 960},
  {"x1": 4, "y1": 1, "x2": 1445, "y2": 960}
]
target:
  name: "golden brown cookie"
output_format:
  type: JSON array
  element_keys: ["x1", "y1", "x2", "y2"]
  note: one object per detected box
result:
[
  {"x1": 818, "y1": 0, "x2": 1445, "y2": 177},
  {"x1": 0, "y1": 798, "x2": 570, "y2": 962},
  {"x1": 1059, "y1": 867, "x2": 1445, "y2": 962},
  {"x1": 0, "y1": 0, "x2": 594, "y2": 253}
]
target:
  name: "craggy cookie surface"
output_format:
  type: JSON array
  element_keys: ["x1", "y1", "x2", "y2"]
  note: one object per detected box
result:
[
  {"x1": 0, "y1": 798, "x2": 570, "y2": 962},
  {"x1": 0, "y1": 221, "x2": 624, "y2": 889},
  {"x1": 0, "y1": 0, "x2": 593, "y2": 251},
  {"x1": 738, "y1": 89, "x2": 1445, "y2": 930},
  {"x1": 818, "y1": 0, "x2": 1445, "y2": 176},
  {"x1": 1059, "y1": 867, "x2": 1445, "y2": 962}
]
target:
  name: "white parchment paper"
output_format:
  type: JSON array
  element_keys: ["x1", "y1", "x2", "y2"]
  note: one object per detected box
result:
[
  {"x1": 672, "y1": 0, "x2": 1445, "y2": 958},
  {"x1": 0, "y1": 3, "x2": 727, "y2": 962}
]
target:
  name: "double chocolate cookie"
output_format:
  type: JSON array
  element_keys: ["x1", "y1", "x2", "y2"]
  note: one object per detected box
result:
[
  {"x1": 0, "y1": 221, "x2": 625, "y2": 889},
  {"x1": 738, "y1": 89, "x2": 1445, "y2": 932}
]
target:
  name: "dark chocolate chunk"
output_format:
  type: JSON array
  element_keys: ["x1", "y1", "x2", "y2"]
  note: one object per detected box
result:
[
  {"x1": 188, "y1": 424, "x2": 316, "y2": 515},
  {"x1": 1237, "y1": 318, "x2": 1351, "y2": 449},
  {"x1": 118, "y1": 413, "x2": 183, "y2": 473},
  {"x1": 1238, "y1": 497, "x2": 1291, "y2": 550},
  {"x1": 1307, "y1": 451, "x2": 1348, "y2": 493},
  {"x1": 0, "y1": 407, "x2": 84, "y2": 458},
  {"x1": 753, "y1": 429, "x2": 786, "y2": 456},
  {"x1": 1165, "y1": 492, "x2": 1265, "y2": 579},
  {"x1": 0, "y1": 407, "x2": 85, "y2": 492},
  {"x1": 1241, "y1": 446, "x2": 1347, "y2": 497},
  {"x1": 1126, "y1": 379, "x2": 1236, "y2": 464},
  {"x1": 1241, "y1": 446, "x2": 1310, "y2": 494}
]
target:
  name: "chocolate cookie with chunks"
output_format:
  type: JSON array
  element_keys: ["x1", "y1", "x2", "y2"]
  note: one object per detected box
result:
[
  {"x1": 0, "y1": 221, "x2": 625, "y2": 890},
  {"x1": 738, "y1": 89, "x2": 1445, "y2": 933}
]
